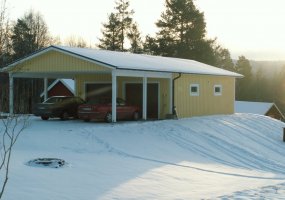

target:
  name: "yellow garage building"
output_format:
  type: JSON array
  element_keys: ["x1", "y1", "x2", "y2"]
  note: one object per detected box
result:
[{"x1": 1, "y1": 45, "x2": 242, "y2": 122}]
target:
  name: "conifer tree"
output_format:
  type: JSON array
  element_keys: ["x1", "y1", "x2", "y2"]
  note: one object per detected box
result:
[
  {"x1": 127, "y1": 22, "x2": 143, "y2": 53},
  {"x1": 152, "y1": 0, "x2": 216, "y2": 64},
  {"x1": 98, "y1": 13, "x2": 121, "y2": 51},
  {"x1": 98, "y1": 0, "x2": 138, "y2": 52},
  {"x1": 115, "y1": 0, "x2": 134, "y2": 51},
  {"x1": 214, "y1": 45, "x2": 235, "y2": 72},
  {"x1": 235, "y1": 56, "x2": 253, "y2": 100},
  {"x1": 11, "y1": 10, "x2": 52, "y2": 60}
]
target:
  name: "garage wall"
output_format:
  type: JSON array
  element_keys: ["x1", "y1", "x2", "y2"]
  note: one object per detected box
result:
[
  {"x1": 76, "y1": 74, "x2": 112, "y2": 99},
  {"x1": 118, "y1": 77, "x2": 170, "y2": 119},
  {"x1": 76, "y1": 75, "x2": 171, "y2": 119},
  {"x1": 174, "y1": 74, "x2": 235, "y2": 118}
]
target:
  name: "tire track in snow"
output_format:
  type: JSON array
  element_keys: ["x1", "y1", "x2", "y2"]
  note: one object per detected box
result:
[
  {"x1": 83, "y1": 129, "x2": 285, "y2": 180},
  {"x1": 150, "y1": 116, "x2": 285, "y2": 174},
  {"x1": 188, "y1": 117, "x2": 285, "y2": 174}
]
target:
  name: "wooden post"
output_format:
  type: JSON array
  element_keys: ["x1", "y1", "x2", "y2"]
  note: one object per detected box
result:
[
  {"x1": 283, "y1": 128, "x2": 285, "y2": 142},
  {"x1": 44, "y1": 78, "x2": 48, "y2": 101},
  {"x1": 142, "y1": 76, "x2": 147, "y2": 120},
  {"x1": 112, "y1": 71, "x2": 117, "y2": 123},
  {"x1": 9, "y1": 73, "x2": 14, "y2": 115}
]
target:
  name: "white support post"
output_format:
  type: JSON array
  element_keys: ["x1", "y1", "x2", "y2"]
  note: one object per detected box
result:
[
  {"x1": 142, "y1": 76, "x2": 147, "y2": 120},
  {"x1": 44, "y1": 78, "x2": 48, "y2": 101},
  {"x1": 169, "y1": 77, "x2": 173, "y2": 114},
  {"x1": 112, "y1": 71, "x2": 117, "y2": 123},
  {"x1": 9, "y1": 73, "x2": 14, "y2": 115}
]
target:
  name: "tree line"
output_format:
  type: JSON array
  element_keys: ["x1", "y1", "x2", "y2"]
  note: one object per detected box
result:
[{"x1": 0, "y1": 0, "x2": 284, "y2": 114}]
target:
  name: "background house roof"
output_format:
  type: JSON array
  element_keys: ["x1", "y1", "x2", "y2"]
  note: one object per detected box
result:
[
  {"x1": 40, "y1": 79, "x2": 75, "y2": 97},
  {"x1": 235, "y1": 101, "x2": 275, "y2": 115}
]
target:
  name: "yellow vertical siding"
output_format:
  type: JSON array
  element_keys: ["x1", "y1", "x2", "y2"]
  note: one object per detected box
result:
[
  {"x1": 174, "y1": 74, "x2": 235, "y2": 118},
  {"x1": 76, "y1": 74, "x2": 112, "y2": 99},
  {"x1": 14, "y1": 50, "x2": 111, "y2": 73}
]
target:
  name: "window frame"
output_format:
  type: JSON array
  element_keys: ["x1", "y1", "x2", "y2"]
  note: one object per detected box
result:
[
  {"x1": 214, "y1": 84, "x2": 222, "y2": 96},
  {"x1": 190, "y1": 84, "x2": 200, "y2": 96}
]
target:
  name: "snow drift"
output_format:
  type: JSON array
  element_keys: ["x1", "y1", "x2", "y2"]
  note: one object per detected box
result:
[{"x1": 2, "y1": 113, "x2": 285, "y2": 199}]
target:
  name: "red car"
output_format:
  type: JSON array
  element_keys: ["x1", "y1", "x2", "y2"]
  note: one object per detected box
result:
[{"x1": 78, "y1": 98, "x2": 140, "y2": 122}]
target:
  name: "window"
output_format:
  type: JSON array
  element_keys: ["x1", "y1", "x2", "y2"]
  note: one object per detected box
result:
[
  {"x1": 214, "y1": 85, "x2": 222, "y2": 96},
  {"x1": 190, "y1": 84, "x2": 199, "y2": 96}
]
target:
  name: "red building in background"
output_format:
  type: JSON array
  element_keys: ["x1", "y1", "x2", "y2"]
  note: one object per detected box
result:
[{"x1": 40, "y1": 79, "x2": 75, "y2": 100}]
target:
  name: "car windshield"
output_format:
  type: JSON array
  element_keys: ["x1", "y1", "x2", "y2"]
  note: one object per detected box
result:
[{"x1": 43, "y1": 97, "x2": 67, "y2": 103}]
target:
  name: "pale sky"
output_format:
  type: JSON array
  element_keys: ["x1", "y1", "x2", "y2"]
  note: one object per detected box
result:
[{"x1": 5, "y1": 0, "x2": 285, "y2": 61}]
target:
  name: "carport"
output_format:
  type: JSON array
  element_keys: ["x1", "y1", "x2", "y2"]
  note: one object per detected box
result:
[{"x1": 3, "y1": 45, "x2": 173, "y2": 122}]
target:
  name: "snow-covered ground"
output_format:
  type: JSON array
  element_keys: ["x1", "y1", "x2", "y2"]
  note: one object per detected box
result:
[{"x1": 1, "y1": 113, "x2": 285, "y2": 199}]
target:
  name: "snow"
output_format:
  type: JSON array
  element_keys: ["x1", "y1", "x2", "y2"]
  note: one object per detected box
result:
[
  {"x1": 1, "y1": 113, "x2": 285, "y2": 199},
  {"x1": 2, "y1": 45, "x2": 243, "y2": 79},
  {"x1": 235, "y1": 101, "x2": 274, "y2": 115},
  {"x1": 51, "y1": 46, "x2": 242, "y2": 77}
]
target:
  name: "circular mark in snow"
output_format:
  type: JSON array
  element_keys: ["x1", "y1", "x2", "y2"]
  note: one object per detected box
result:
[{"x1": 27, "y1": 158, "x2": 66, "y2": 168}]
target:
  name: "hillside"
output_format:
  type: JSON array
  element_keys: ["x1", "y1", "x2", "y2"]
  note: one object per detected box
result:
[{"x1": 2, "y1": 114, "x2": 285, "y2": 199}]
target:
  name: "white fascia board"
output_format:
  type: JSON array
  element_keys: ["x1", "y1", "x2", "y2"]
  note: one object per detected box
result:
[{"x1": 113, "y1": 69, "x2": 172, "y2": 78}]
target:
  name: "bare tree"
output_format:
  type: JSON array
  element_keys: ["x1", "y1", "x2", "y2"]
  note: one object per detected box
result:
[
  {"x1": 0, "y1": 0, "x2": 11, "y2": 66},
  {"x1": 64, "y1": 35, "x2": 88, "y2": 48},
  {"x1": 0, "y1": 114, "x2": 29, "y2": 199}
]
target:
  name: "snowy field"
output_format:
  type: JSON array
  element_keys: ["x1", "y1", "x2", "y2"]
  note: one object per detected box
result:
[{"x1": 1, "y1": 113, "x2": 285, "y2": 199}]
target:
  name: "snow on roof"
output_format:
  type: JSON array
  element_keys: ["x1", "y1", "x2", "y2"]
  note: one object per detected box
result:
[
  {"x1": 40, "y1": 79, "x2": 75, "y2": 97},
  {"x1": 235, "y1": 101, "x2": 274, "y2": 115},
  {"x1": 2, "y1": 45, "x2": 242, "y2": 77},
  {"x1": 53, "y1": 45, "x2": 242, "y2": 77}
]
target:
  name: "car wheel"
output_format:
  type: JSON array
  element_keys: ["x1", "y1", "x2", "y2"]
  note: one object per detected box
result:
[
  {"x1": 41, "y1": 116, "x2": 49, "y2": 120},
  {"x1": 60, "y1": 111, "x2": 69, "y2": 120},
  {"x1": 105, "y1": 112, "x2": 112, "y2": 123},
  {"x1": 133, "y1": 111, "x2": 139, "y2": 121}
]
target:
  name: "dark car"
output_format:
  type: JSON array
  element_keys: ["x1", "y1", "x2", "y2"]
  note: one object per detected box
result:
[
  {"x1": 34, "y1": 96, "x2": 85, "y2": 120},
  {"x1": 78, "y1": 98, "x2": 140, "y2": 123}
]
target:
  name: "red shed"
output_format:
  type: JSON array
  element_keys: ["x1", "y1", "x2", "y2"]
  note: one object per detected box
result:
[{"x1": 40, "y1": 79, "x2": 75, "y2": 99}]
